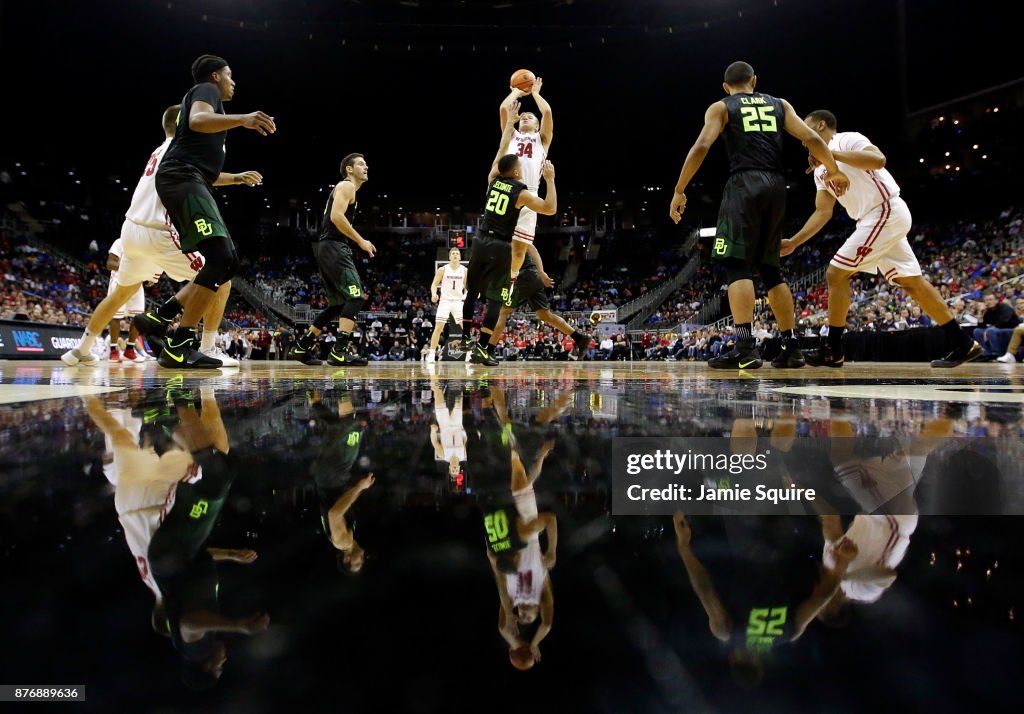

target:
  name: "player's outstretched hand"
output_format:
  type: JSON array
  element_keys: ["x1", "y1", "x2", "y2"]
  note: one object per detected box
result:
[
  {"x1": 506, "y1": 100, "x2": 522, "y2": 128},
  {"x1": 806, "y1": 154, "x2": 821, "y2": 175},
  {"x1": 673, "y1": 512, "x2": 692, "y2": 546},
  {"x1": 824, "y1": 169, "x2": 850, "y2": 196},
  {"x1": 780, "y1": 238, "x2": 797, "y2": 257},
  {"x1": 431, "y1": 293, "x2": 439, "y2": 304},
  {"x1": 357, "y1": 238, "x2": 377, "y2": 258},
  {"x1": 236, "y1": 171, "x2": 263, "y2": 186},
  {"x1": 540, "y1": 272, "x2": 554, "y2": 288},
  {"x1": 669, "y1": 191, "x2": 687, "y2": 223},
  {"x1": 531, "y1": 77, "x2": 544, "y2": 96},
  {"x1": 358, "y1": 473, "x2": 376, "y2": 491},
  {"x1": 242, "y1": 111, "x2": 276, "y2": 136},
  {"x1": 541, "y1": 160, "x2": 555, "y2": 182}
]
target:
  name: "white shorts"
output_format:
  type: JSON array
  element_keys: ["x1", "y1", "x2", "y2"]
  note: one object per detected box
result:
[
  {"x1": 830, "y1": 197, "x2": 920, "y2": 282},
  {"x1": 115, "y1": 219, "x2": 205, "y2": 287},
  {"x1": 109, "y1": 271, "x2": 145, "y2": 318},
  {"x1": 513, "y1": 486, "x2": 539, "y2": 521},
  {"x1": 436, "y1": 298, "x2": 465, "y2": 324},
  {"x1": 513, "y1": 206, "x2": 537, "y2": 245}
]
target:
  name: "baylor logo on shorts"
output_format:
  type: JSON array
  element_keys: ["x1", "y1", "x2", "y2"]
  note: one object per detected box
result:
[
  {"x1": 189, "y1": 499, "x2": 210, "y2": 519},
  {"x1": 713, "y1": 237, "x2": 727, "y2": 256},
  {"x1": 347, "y1": 285, "x2": 361, "y2": 297},
  {"x1": 194, "y1": 217, "x2": 214, "y2": 237},
  {"x1": 346, "y1": 431, "x2": 361, "y2": 447},
  {"x1": 501, "y1": 287, "x2": 513, "y2": 306}
]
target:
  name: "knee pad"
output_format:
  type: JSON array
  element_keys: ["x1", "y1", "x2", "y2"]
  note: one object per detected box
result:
[
  {"x1": 725, "y1": 259, "x2": 753, "y2": 285},
  {"x1": 339, "y1": 294, "x2": 365, "y2": 320},
  {"x1": 193, "y1": 237, "x2": 239, "y2": 290},
  {"x1": 759, "y1": 265, "x2": 784, "y2": 291}
]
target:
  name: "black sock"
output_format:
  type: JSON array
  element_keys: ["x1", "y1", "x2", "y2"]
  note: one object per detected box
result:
[
  {"x1": 735, "y1": 323, "x2": 752, "y2": 340},
  {"x1": 334, "y1": 331, "x2": 353, "y2": 353},
  {"x1": 571, "y1": 330, "x2": 589, "y2": 345},
  {"x1": 157, "y1": 297, "x2": 183, "y2": 322},
  {"x1": 170, "y1": 326, "x2": 196, "y2": 344},
  {"x1": 828, "y1": 326, "x2": 845, "y2": 351},
  {"x1": 781, "y1": 329, "x2": 794, "y2": 340},
  {"x1": 486, "y1": 343, "x2": 497, "y2": 356},
  {"x1": 940, "y1": 318, "x2": 971, "y2": 350}
]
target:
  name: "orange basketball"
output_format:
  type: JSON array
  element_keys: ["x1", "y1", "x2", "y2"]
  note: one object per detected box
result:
[
  {"x1": 509, "y1": 645, "x2": 535, "y2": 671},
  {"x1": 510, "y1": 69, "x2": 535, "y2": 93}
]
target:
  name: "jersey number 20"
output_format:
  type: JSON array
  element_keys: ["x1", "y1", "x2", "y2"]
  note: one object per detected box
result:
[
  {"x1": 486, "y1": 190, "x2": 510, "y2": 216},
  {"x1": 740, "y1": 106, "x2": 777, "y2": 133}
]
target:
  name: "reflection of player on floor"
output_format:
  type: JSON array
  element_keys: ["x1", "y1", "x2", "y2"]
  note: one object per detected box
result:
[
  {"x1": 105, "y1": 238, "x2": 150, "y2": 363},
  {"x1": 427, "y1": 248, "x2": 467, "y2": 362},
  {"x1": 62, "y1": 105, "x2": 246, "y2": 368},
  {"x1": 669, "y1": 61, "x2": 849, "y2": 370},
  {"x1": 145, "y1": 386, "x2": 268, "y2": 689},
  {"x1": 495, "y1": 77, "x2": 553, "y2": 298},
  {"x1": 290, "y1": 154, "x2": 377, "y2": 367},
  {"x1": 673, "y1": 513, "x2": 858, "y2": 688},
  {"x1": 485, "y1": 390, "x2": 557, "y2": 670},
  {"x1": 430, "y1": 374, "x2": 467, "y2": 475},
  {"x1": 782, "y1": 110, "x2": 981, "y2": 369}
]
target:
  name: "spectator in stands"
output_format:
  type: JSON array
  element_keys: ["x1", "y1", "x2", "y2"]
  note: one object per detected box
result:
[{"x1": 974, "y1": 292, "x2": 1021, "y2": 360}]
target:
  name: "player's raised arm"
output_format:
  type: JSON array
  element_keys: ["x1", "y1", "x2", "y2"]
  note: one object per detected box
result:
[
  {"x1": 673, "y1": 513, "x2": 732, "y2": 641},
  {"x1": 516, "y1": 160, "x2": 557, "y2": 216},
  {"x1": 532, "y1": 77, "x2": 553, "y2": 150},
  {"x1": 330, "y1": 182, "x2": 376, "y2": 257},
  {"x1": 781, "y1": 99, "x2": 848, "y2": 195},
  {"x1": 489, "y1": 100, "x2": 522, "y2": 181},
  {"x1": 498, "y1": 87, "x2": 525, "y2": 129},
  {"x1": 669, "y1": 101, "x2": 728, "y2": 223},
  {"x1": 831, "y1": 135, "x2": 887, "y2": 171}
]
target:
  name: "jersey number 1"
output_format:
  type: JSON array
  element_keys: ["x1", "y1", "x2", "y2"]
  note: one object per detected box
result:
[
  {"x1": 740, "y1": 106, "x2": 777, "y2": 133},
  {"x1": 486, "y1": 190, "x2": 510, "y2": 216}
]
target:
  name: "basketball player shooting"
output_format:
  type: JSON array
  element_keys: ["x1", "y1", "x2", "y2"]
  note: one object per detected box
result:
[{"x1": 495, "y1": 74, "x2": 552, "y2": 300}]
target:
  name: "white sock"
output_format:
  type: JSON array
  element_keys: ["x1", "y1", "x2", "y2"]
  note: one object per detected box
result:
[
  {"x1": 200, "y1": 330, "x2": 217, "y2": 353},
  {"x1": 79, "y1": 330, "x2": 98, "y2": 354}
]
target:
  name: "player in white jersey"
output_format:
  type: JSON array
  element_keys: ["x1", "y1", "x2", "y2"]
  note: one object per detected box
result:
[
  {"x1": 426, "y1": 248, "x2": 468, "y2": 361},
  {"x1": 61, "y1": 106, "x2": 259, "y2": 368},
  {"x1": 430, "y1": 375, "x2": 467, "y2": 476},
  {"x1": 105, "y1": 238, "x2": 152, "y2": 363},
  {"x1": 496, "y1": 76, "x2": 553, "y2": 295},
  {"x1": 781, "y1": 109, "x2": 981, "y2": 369}
]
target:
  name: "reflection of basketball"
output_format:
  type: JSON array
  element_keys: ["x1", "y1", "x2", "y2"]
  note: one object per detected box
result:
[
  {"x1": 589, "y1": 312, "x2": 603, "y2": 326},
  {"x1": 509, "y1": 645, "x2": 535, "y2": 671},
  {"x1": 510, "y1": 69, "x2": 535, "y2": 93}
]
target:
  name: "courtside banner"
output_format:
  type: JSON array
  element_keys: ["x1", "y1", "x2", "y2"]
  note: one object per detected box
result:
[
  {"x1": 611, "y1": 436, "x2": 1024, "y2": 516},
  {"x1": 0, "y1": 320, "x2": 82, "y2": 360}
]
